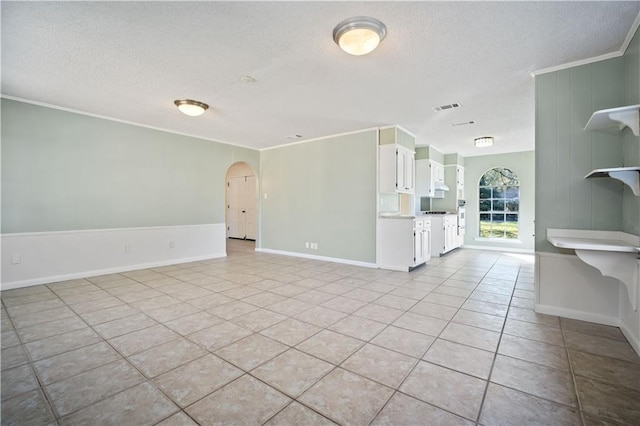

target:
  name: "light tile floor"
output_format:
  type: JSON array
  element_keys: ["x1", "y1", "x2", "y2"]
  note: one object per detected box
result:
[{"x1": 2, "y1": 239, "x2": 640, "y2": 425}]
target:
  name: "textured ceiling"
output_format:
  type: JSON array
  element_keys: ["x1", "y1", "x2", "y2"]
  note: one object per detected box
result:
[{"x1": 2, "y1": 1, "x2": 639, "y2": 156}]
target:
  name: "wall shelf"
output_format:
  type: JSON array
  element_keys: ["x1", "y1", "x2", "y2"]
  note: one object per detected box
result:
[
  {"x1": 547, "y1": 229, "x2": 640, "y2": 311},
  {"x1": 584, "y1": 166, "x2": 640, "y2": 196},
  {"x1": 584, "y1": 104, "x2": 640, "y2": 136}
]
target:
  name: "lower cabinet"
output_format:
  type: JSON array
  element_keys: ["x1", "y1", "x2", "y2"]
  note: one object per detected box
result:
[
  {"x1": 430, "y1": 214, "x2": 460, "y2": 257},
  {"x1": 377, "y1": 217, "x2": 431, "y2": 271}
]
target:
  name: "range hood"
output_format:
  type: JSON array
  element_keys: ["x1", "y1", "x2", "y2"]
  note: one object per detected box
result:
[{"x1": 434, "y1": 182, "x2": 450, "y2": 191}]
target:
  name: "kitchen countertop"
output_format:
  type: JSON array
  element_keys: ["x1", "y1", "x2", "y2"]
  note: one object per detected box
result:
[{"x1": 378, "y1": 214, "x2": 415, "y2": 219}]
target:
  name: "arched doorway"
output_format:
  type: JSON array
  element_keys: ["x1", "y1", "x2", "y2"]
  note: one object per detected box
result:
[{"x1": 225, "y1": 162, "x2": 258, "y2": 252}]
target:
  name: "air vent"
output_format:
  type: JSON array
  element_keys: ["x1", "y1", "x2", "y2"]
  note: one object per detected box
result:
[
  {"x1": 451, "y1": 120, "x2": 476, "y2": 127},
  {"x1": 286, "y1": 134, "x2": 303, "y2": 139},
  {"x1": 434, "y1": 103, "x2": 461, "y2": 112}
]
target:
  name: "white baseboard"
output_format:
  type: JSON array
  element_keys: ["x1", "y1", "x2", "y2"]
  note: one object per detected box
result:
[
  {"x1": 255, "y1": 248, "x2": 377, "y2": 269},
  {"x1": 535, "y1": 304, "x2": 620, "y2": 327},
  {"x1": 619, "y1": 322, "x2": 640, "y2": 357},
  {"x1": 462, "y1": 244, "x2": 534, "y2": 254},
  {"x1": 1, "y1": 224, "x2": 226, "y2": 289}
]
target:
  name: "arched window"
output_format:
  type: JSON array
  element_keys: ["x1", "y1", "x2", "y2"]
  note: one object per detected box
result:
[{"x1": 479, "y1": 167, "x2": 519, "y2": 239}]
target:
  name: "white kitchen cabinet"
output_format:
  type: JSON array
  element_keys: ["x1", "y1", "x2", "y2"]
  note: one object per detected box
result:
[
  {"x1": 379, "y1": 144, "x2": 415, "y2": 194},
  {"x1": 416, "y1": 159, "x2": 446, "y2": 198},
  {"x1": 429, "y1": 214, "x2": 459, "y2": 257},
  {"x1": 377, "y1": 217, "x2": 430, "y2": 271},
  {"x1": 456, "y1": 166, "x2": 465, "y2": 200}
]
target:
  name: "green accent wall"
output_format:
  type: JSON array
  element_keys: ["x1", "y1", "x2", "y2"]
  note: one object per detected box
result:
[
  {"x1": 623, "y1": 27, "x2": 640, "y2": 235},
  {"x1": 464, "y1": 151, "x2": 535, "y2": 251},
  {"x1": 535, "y1": 56, "x2": 628, "y2": 252},
  {"x1": 1, "y1": 99, "x2": 259, "y2": 233},
  {"x1": 260, "y1": 130, "x2": 377, "y2": 263},
  {"x1": 415, "y1": 146, "x2": 444, "y2": 163}
]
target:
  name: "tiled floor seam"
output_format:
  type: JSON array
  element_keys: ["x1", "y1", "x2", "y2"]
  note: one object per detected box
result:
[{"x1": 473, "y1": 263, "x2": 522, "y2": 424}]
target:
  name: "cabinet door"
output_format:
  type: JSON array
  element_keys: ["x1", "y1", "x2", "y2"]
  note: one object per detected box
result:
[
  {"x1": 436, "y1": 164, "x2": 445, "y2": 183},
  {"x1": 424, "y1": 228, "x2": 431, "y2": 260},
  {"x1": 457, "y1": 166, "x2": 465, "y2": 200},
  {"x1": 396, "y1": 148, "x2": 414, "y2": 193},
  {"x1": 404, "y1": 151, "x2": 415, "y2": 192},
  {"x1": 395, "y1": 148, "x2": 405, "y2": 191}
]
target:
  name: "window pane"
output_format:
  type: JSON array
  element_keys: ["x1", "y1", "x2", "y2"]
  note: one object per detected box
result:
[
  {"x1": 493, "y1": 187, "x2": 505, "y2": 198},
  {"x1": 506, "y1": 214, "x2": 518, "y2": 222},
  {"x1": 492, "y1": 213, "x2": 505, "y2": 222},
  {"x1": 480, "y1": 213, "x2": 491, "y2": 221},
  {"x1": 480, "y1": 200, "x2": 491, "y2": 212},
  {"x1": 506, "y1": 186, "x2": 519, "y2": 198},
  {"x1": 492, "y1": 200, "x2": 504, "y2": 211},
  {"x1": 479, "y1": 187, "x2": 491, "y2": 199},
  {"x1": 506, "y1": 200, "x2": 519, "y2": 212},
  {"x1": 490, "y1": 227, "x2": 505, "y2": 238},
  {"x1": 479, "y1": 220, "x2": 491, "y2": 237}
]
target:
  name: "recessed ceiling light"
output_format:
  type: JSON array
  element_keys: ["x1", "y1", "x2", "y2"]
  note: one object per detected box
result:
[
  {"x1": 333, "y1": 16, "x2": 387, "y2": 56},
  {"x1": 174, "y1": 99, "x2": 208, "y2": 117},
  {"x1": 474, "y1": 136, "x2": 494, "y2": 148}
]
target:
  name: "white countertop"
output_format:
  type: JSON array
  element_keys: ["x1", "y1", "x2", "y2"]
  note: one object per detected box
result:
[{"x1": 547, "y1": 229, "x2": 640, "y2": 254}]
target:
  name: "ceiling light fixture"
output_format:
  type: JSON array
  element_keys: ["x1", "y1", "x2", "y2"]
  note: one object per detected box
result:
[
  {"x1": 474, "y1": 136, "x2": 494, "y2": 148},
  {"x1": 174, "y1": 99, "x2": 208, "y2": 117},
  {"x1": 333, "y1": 16, "x2": 387, "y2": 56}
]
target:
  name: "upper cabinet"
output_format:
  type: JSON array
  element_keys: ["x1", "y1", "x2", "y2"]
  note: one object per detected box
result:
[
  {"x1": 379, "y1": 126, "x2": 416, "y2": 194},
  {"x1": 380, "y1": 144, "x2": 415, "y2": 194},
  {"x1": 416, "y1": 159, "x2": 446, "y2": 198},
  {"x1": 456, "y1": 166, "x2": 465, "y2": 200}
]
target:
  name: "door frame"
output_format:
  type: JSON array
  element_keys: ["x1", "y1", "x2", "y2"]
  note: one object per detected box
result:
[{"x1": 225, "y1": 162, "x2": 258, "y2": 241}]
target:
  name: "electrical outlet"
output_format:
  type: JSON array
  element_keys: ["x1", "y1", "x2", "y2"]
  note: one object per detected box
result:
[
  {"x1": 11, "y1": 254, "x2": 21, "y2": 265},
  {"x1": 305, "y1": 242, "x2": 310, "y2": 248},
  {"x1": 123, "y1": 244, "x2": 130, "y2": 253},
  {"x1": 169, "y1": 240, "x2": 175, "y2": 248},
  {"x1": 311, "y1": 243, "x2": 318, "y2": 250},
  {"x1": 264, "y1": 193, "x2": 268, "y2": 199}
]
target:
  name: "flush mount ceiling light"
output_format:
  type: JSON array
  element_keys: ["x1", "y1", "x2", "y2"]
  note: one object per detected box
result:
[
  {"x1": 333, "y1": 16, "x2": 387, "y2": 56},
  {"x1": 474, "y1": 136, "x2": 494, "y2": 148},
  {"x1": 174, "y1": 99, "x2": 208, "y2": 117}
]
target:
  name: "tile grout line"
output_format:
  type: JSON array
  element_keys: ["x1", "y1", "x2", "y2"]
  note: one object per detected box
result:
[{"x1": 473, "y1": 256, "x2": 521, "y2": 425}]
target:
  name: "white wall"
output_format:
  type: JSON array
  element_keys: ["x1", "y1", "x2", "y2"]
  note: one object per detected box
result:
[{"x1": 1, "y1": 224, "x2": 226, "y2": 289}]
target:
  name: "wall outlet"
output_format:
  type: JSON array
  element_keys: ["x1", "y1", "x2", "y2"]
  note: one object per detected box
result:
[
  {"x1": 11, "y1": 254, "x2": 21, "y2": 265},
  {"x1": 311, "y1": 242, "x2": 318, "y2": 250},
  {"x1": 169, "y1": 240, "x2": 175, "y2": 248},
  {"x1": 123, "y1": 244, "x2": 130, "y2": 253},
  {"x1": 305, "y1": 242, "x2": 310, "y2": 248},
  {"x1": 264, "y1": 193, "x2": 268, "y2": 199}
]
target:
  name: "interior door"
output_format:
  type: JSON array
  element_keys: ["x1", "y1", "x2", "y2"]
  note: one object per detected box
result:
[
  {"x1": 244, "y1": 175, "x2": 257, "y2": 240},
  {"x1": 227, "y1": 175, "x2": 257, "y2": 240},
  {"x1": 227, "y1": 176, "x2": 247, "y2": 239}
]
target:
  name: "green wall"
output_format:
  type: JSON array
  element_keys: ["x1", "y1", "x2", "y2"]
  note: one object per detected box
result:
[
  {"x1": 1, "y1": 99, "x2": 259, "y2": 233},
  {"x1": 623, "y1": 27, "x2": 640, "y2": 235},
  {"x1": 535, "y1": 57, "x2": 627, "y2": 252},
  {"x1": 464, "y1": 151, "x2": 535, "y2": 251},
  {"x1": 260, "y1": 130, "x2": 378, "y2": 263}
]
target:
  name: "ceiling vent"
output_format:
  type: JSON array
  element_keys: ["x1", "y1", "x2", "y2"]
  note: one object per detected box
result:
[
  {"x1": 451, "y1": 120, "x2": 476, "y2": 127},
  {"x1": 286, "y1": 134, "x2": 303, "y2": 139},
  {"x1": 433, "y1": 103, "x2": 461, "y2": 112}
]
